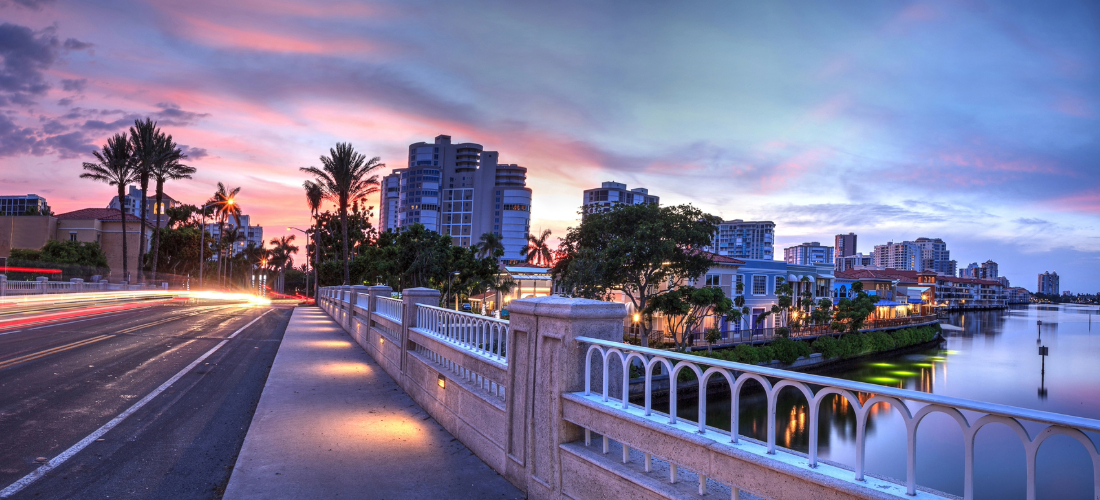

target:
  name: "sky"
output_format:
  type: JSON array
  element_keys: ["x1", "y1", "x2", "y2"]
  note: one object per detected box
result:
[{"x1": 0, "y1": 0, "x2": 1097, "y2": 292}]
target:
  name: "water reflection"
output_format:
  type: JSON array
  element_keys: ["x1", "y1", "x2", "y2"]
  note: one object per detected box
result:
[{"x1": 662, "y1": 305, "x2": 1099, "y2": 500}]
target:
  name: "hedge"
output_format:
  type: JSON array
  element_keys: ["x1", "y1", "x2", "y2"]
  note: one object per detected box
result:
[{"x1": 685, "y1": 325, "x2": 940, "y2": 367}]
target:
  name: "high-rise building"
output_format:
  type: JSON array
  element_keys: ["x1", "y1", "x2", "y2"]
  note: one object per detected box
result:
[
  {"x1": 582, "y1": 181, "x2": 659, "y2": 216},
  {"x1": 959, "y1": 262, "x2": 980, "y2": 279},
  {"x1": 708, "y1": 220, "x2": 775, "y2": 260},
  {"x1": 839, "y1": 253, "x2": 878, "y2": 271},
  {"x1": 0, "y1": 194, "x2": 50, "y2": 216},
  {"x1": 872, "y1": 241, "x2": 922, "y2": 271},
  {"x1": 980, "y1": 260, "x2": 999, "y2": 280},
  {"x1": 383, "y1": 135, "x2": 532, "y2": 264},
  {"x1": 108, "y1": 185, "x2": 180, "y2": 224},
  {"x1": 834, "y1": 233, "x2": 856, "y2": 269},
  {"x1": 378, "y1": 174, "x2": 400, "y2": 232},
  {"x1": 784, "y1": 242, "x2": 834, "y2": 266},
  {"x1": 204, "y1": 214, "x2": 264, "y2": 257},
  {"x1": 912, "y1": 237, "x2": 954, "y2": 275},
  {"x1": 1038, "y1": 271, "x2": 1059, "y2": 295}
]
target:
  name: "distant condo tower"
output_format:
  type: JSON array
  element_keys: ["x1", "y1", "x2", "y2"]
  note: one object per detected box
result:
[
  {"x1": 1037, "y1": 271, "x2": 1059, "y2": 295},
  {"x1": 784, "y1": 242, "x2": 834, "y2": 266},
  {"x1": 582, "y1": 181, "x2": 659, "y2": 217},
  {"x1": 707, "y1": 220, "x2": 775, "y2": 260},
  {"x1": 379, "y1": 135, "x2": 532, "y2": 264},
  {"x1": 834, "y1": 233, "x2": 856, "y2": 271}
]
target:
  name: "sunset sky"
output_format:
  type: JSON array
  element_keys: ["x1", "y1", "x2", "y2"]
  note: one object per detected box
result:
[{"x1": 1, "y1": 0, "x2": 1097, "y2": 291}]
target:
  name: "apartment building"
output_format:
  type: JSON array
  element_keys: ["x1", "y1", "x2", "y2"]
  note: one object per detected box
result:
[
  {"x1": 381, "y1": 135, "x2": 532, "y2": 264},
  {"x1": 707, "y1": 220, "x2": 775, "y2": 260},
  {"x1": 838, "y1": 253, "x2": 879, "y2": 271},
  {"x1": 108, "y1": 185, "x2": 181, "y2": 224},
  {"x1": 912, "y1": 237, "x2": 955, "y2": 276},
  {"x1": 582, "y1": 181, "x2": 659, "y2": 216},
  {"x1": 873, "y1": 241, "x2": 922, "y2": 271},
  {"x1": 834, "y1": 233, "x2": 856, "y2": 270},
  {"x1": 0, "y1": 194, "x2": 50, "y2": 216},
  {"x1": 980, "y1": 260, "x2": 999, "y2": 280},
  {"x1": 1038, "y1": 271, "x2": 1060, "y2": 295},
  {"x1": 783, "y1": 241, "x2": 834, "y2": 266},
  {"x1": 378, "y1": 174, "x2": 400, "y2": 232},
  {"x1": 204, "y1": 214, "x2": 264, "y2": 256}
]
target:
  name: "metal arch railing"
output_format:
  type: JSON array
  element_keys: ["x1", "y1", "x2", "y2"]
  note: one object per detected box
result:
[
  {"x1": 415, "y1": 304, "x2": 508, "y2": 364},
  {"x1": 375, "y1": 296, "x2": 404, "y2": 324},
  {"x1": 577, "y1": 336, "x2": 1100, "y2": 500}
]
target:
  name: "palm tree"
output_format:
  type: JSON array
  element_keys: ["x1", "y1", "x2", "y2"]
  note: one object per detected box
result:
[
  {"x1": 474, "y1": 232, "x2": 505, "y2": 259},
  {"x1": 222, "y1": 226, "x2": 242, "y2": 287},
  {"x1": 149, "y1": 132, "x2": 194, "y2": 282},
  {"x1": 207, "y1": 183, "x2": 242, "y2": 285},
  {"x1": 521, "y1": 229, "x2": 553, "y2": 267},
  {"x1": 268, "y1": 235, "x2": 298, "y2": 294},
  {"x1": 242, "y1": 241, "x2": 268, "y2": 292},
  {"x1": 81, "y1": 134, "x2": 137, "y2": 282},
  {"x1": 300, "y1": 143, "x2": 383, "y2": 285},
  {"x1": 303, "y1": 180, "x2": 324, "y2": 296},
  {"x1": 129, "y1": 118, "x2": 161, "y2": 283}
]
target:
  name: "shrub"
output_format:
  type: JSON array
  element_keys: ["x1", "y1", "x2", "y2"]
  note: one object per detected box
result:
[
  {"x1": 757, "y1": 346, "x2": 777, "y2": 364},
  {"x1": 732, "y1": 344, "x2": 758, "y2": 364},
  {"x1": 811, "y1": 336, "x2": 841, "y2": 359},
  {"x1": 771, "y1": 337, "x2": 811, "y2": 364}
]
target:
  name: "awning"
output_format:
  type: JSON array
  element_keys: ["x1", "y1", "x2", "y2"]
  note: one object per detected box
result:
[{"x1": 874, "y1": 300, "x2": 904, "y2": 307}]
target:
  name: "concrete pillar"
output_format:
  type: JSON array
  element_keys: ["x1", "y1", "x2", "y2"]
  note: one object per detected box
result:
[
  {"x1": 401, "y1": 288, "x2": 441, "y2": 373},
  {"x1": 351, "y1": 285, "x2": 371, "y2": 308},
  {"x1": 366, "y1": 285, "x2": 392, "y2": 315},
  {"x1": 71, "y1": 278, "x2": 84, "y2": 292},
  {"x1": 36, "y1": 276, "x2": 48, "y2": 294},
  {"x1": 0, "y1": 275, "x2": 6, "y2": 297},
  {"x1": 99, "y1": 279, "x2": 109, "y2": 291},
  {"x1": 504, "y1": 296, "x2": 626, "y2": 499}
]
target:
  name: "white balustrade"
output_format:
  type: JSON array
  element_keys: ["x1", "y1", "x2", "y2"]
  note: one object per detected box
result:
[
  {"x1": 415, "y1": 304, "x2": 508, "y2": 363},
  {"x1": 375, "y1": 296, "x2": 403, "y2": 324},
  {"x1": 578, "y1": 336, "x2": 1100, "y2": 500}
]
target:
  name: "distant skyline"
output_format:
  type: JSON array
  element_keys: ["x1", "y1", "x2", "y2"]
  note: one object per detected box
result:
[{"x1": 0, "y1": 1, "x2": 1097, "y2": 292}]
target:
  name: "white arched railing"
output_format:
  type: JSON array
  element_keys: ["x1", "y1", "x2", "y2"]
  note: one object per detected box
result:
[
  {"x1": 415, "y1": 304, "x2": 508, "y2": 363},
  {"x1": 577, "y1": 336, "x2": 1100, "y2": 500}
]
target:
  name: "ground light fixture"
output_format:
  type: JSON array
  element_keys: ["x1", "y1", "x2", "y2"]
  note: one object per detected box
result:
[{"x1": 437, "y1": 374, "x2": 446, "y2": 389}]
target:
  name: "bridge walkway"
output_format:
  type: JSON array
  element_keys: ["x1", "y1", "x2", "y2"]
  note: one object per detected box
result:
[{"x1": 224, "y1": 306, "x2": 523, "y2": 499}]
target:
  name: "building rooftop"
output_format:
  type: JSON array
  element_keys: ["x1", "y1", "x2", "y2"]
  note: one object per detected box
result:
[{"x1": 55, "y1": 208, "x2": 157, "y2": 227}]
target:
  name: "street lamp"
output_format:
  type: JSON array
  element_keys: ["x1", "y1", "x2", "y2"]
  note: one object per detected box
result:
[
  {"x1": 288, "y1": 226, "x2": 312, "y2": 298},
  {"x1": 197, "y1": 200, "x2": 229, "y2": 290}
]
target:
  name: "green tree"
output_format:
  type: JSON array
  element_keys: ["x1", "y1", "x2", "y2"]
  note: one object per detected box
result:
[
  {"x1": 80, "y1": 133, "x2": 137, "y2": 282},
  {"x1": 300, "y1": 143, "x2": 383, "y2": 285},
  {"x1": 148, "y1": 131, "x2": 193, "y2": 282},
  {"x1": 40, "y1": 240, "x2": 109, "y2": 268},
  {"x1": 832, "y1": 281, "x2": 880, "y2": 333},
  {"x1": 474, "y1": 232, "x2": 505, "y2": 259},
  {"x1": 207, "y1": 183, "x2": 242, "y2": 286},
  {"x1": 552, "y1": 203, "x2": 721, "y2": 347},
  {"x1": 150, "y1": 225, "x2": 208, "y2": 278},
  {"x1": 268, "y1": 235, "x2": 298, "y2": 294},
  {"x1": 645, "y1": 285, "x2": 741, "y2": 351}
]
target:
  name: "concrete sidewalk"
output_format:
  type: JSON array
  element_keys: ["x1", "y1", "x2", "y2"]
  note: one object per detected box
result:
[{"x1": 224, "y1": 307, "x2": 524, "y2": 499}]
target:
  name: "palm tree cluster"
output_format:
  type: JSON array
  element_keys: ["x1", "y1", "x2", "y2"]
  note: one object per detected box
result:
[{"x1": 80, "y1": 119, "x2": 193, "y2": 283}]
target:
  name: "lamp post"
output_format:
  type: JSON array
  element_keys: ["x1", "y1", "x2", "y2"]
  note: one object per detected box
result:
[
  {"x1": 288, "y1": 226, "x2": 311, "y2": 298},
  {"x1": 197, "y1": 200, "x2": 230, "y2": 289}
]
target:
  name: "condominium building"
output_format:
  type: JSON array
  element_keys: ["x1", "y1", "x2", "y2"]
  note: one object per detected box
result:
[
  {"x1": 708, "y1": 220, "x2": 774, "y2": 260},
  {"x1": 873, "y1": 241, "x2": 922, "y2": 271},
  {"x1": 959, "y1": 262, "x2": 980, "y2": 279},
  {"x1": 0, "y1": 194, "x2": 50, "y2": 216},
  {"x1": 378, "y1": 174, "x2": 400, "y2": 232},
  {"x1": 912, "y1": 237, "x2": 955, "y2": 276},
  {"x1": 381, "y1": 135, "x2": 532, "y2": 264},
  {"x1": 582, "y1": 181, "x2": 659, "y2": 216},
  {"x1": 838, "y1": 252, "x2": 879, "y2": 271},
  {"x1": 834, "y1": 233, "x2": 856, "y2": 270},
  {"x1": 108, "y1": 185, "x2": 181, "y2": 225},
  {"x1": 980, "y1": 260, "x2": 999, "y2": 280},
  {"x1": 1038, "y1": 271, "x2": 1060, "y2": 295},
  {"x1": 783, "y1": 241, "x2": 834, "y2": 266},
  {"x1": 204, "y1": 214, "x2": 264, "y2": 256}
]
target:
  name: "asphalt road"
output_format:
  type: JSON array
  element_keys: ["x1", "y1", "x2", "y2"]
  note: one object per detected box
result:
[{"x1": 0, "y1": 302, "x2": 293, "y2": 499}]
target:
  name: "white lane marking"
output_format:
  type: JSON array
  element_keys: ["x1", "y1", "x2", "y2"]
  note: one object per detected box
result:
[
  {"x1": 0, "y1": 331, "x2": 21, "y2": 336},
  {"x1": 0, "y1": 308, "x2": 275, "y2": 498}
]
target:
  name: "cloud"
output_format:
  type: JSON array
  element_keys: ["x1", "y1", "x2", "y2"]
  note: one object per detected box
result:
[
  {"x1": 60, "y1": 78, "x2": 86, "y2": 92},
  {"x1": 43, "y1": 131, "x2": 93, "y2": 158},
  {"x1": 154, "y1": 102, "x2": 210, "y2": 125},
  {"x1": 179, "y1": 144, "x2": 209, "y2": 159},
  {"x1": 0, "y1": 23, "x2": 59, "y2": 99},
  {"x1": 62, "y1": 38, "x2": 92, "y2": 51},
  {"x1": 764, "y1": 203, "x2": 950, "y2": 229},
  {"x1": 1014, "y1": 217, "x2": 1050, "y2": 225},
  {"x1": 0, "y1": 0, "x2": 55, "y2": 10}
]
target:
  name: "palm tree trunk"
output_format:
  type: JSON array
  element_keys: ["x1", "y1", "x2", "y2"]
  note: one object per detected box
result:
[
  {"x1": 151, "y1": 179, "x2": 164, "y2": 282},
  {"x1": 313, "y1": 219, "x2": 320, "y2": 297},
  {"x1": 138, "y1": 173, "x2": 149, "y2": 283},
  {"x1": 118, "y1": 184, "x2": 129, "y2": 283},
  {"x1": 340, "y1": 201, "x2": 350, "y2": 285}
]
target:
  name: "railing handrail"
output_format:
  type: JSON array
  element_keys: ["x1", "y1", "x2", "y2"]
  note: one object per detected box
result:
[
  {"x1": 576, "y1": 336, "x2": 1100, "y2": 432},
  {"x1": 416, "y1": 302, "x2": 510, "y2": 325}
]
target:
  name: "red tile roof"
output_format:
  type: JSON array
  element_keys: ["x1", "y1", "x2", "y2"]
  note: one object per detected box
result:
[
  {"x1": 55, "y1": 208, "x2": 156, "y2": 228},
  {"x1": 694, "y1": 250, "x2": 745, "y2": 265}
]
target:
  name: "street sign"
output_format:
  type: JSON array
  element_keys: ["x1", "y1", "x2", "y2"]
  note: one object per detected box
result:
[{"x1": 1038, "y1": 346, "x2": 1049, "y2": 356}]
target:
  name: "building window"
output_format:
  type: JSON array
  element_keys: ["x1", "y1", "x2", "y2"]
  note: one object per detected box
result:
[
  {"x1": 70, "y1": 232, "x2": 78, "y2": 242},
  {"x1": 705, "y1": 275, "x2": 719, "y2": 287},
  {"x1": 752, "y1": 275, "x2": 767, "y2": 295}
]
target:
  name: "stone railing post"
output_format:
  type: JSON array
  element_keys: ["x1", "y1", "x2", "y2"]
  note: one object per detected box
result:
[
  {"x1": 366, "y1": 285, "x2": 392, "y2": 317},
  {"x1": 350, "y1": 285, "x2": 370, "y2": 322},
  {"x1": 36, "y1": 276, "x2": 48, "y2": 294},
  {"x1": 71, "y1": 278, "x2": 84, "y2": 292},
  {"x1": 401, "y1": 287, "x2": 441, "y2": 373},
  {"x1": 504, "y1": 296, "x2": 626, "y2": 499},
  {"x1": 100, "y1": 279, "x2": 109, "y2": 291},
  {"x1": 0, "y1": 275, "x2": 6, "y2": 297}
]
